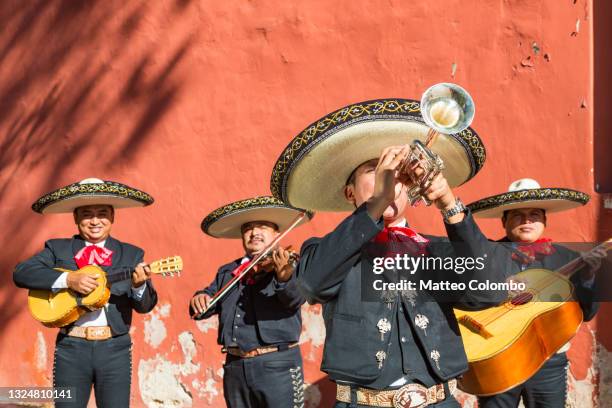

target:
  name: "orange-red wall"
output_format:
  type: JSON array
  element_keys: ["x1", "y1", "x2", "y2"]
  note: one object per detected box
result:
[{"x1": 0, "y1": 1, "x2": 608, "y2": 406}]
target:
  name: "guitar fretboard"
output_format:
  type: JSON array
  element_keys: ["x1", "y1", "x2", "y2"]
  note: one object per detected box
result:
[
  {"x1": 104, "y1": 266, "x2": 135, "y2": 284},
  {"x1": 557, "y1": 240, "x2": 611, "y2": 279}
]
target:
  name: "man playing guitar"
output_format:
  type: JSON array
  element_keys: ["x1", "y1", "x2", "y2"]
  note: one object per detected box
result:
[
  {"x1": 14, "y1": 178, "x2": 158, "y2": 408},
  {"x1": 469, "y1": 178, "x2": 606, "y2": 408}
]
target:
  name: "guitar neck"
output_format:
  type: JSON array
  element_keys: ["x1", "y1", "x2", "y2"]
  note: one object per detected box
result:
[
  {"x1": 103, "y1": 256, "x2": 183, "y2": 284},
  {"x1": 105, "y1": 267, "x2": 135, "y2": 284},
  {"x1": 557, "y1": 239, "x2": 611, "y2": 279}
]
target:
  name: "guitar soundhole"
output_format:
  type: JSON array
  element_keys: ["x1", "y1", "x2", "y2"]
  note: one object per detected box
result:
[{"x1": 510, "y1": 292, "x2": 533, "y2": 306}]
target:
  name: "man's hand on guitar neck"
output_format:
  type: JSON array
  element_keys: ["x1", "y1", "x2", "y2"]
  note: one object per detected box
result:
[
  {"x1": 580, "y1": 247, "x2": 608, "y2": 283},
  {"x1": 67, "y1": 272, "x2": 99, "y2": 295},
  {"x1": 132, "y1": 262, "x2": 151, "y2": 288}
]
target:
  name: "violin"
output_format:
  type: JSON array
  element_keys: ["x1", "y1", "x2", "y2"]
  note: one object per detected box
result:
[{"x1": 252, "y1": 246, "x2": 299, "y2": 274}]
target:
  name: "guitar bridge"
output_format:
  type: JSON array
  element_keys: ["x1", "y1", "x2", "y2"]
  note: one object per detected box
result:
[{"x1": 458, "y1": 315, "x2": 493, "y2": 339}]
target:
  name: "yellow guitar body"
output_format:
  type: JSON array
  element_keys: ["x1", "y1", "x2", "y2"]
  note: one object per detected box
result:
[
  {"x1": 28, "y1": 265, "x2": 111, "y2": 328},
  {"x1": 454, "y1": 268, "x2": 583, "y2": 396},
  {"x1": 27, "y1": 256, "x2": 182, "y2": 328}
]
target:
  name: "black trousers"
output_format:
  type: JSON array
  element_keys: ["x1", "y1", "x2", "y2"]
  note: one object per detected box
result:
[
  {"x1": 223, "y1": 346, "x2": 304, "y2": 408},
  {"x1": 478, "y1": 353, "x2": 569, "y2": 408},
  {"x1": 53, "y1": 333, "x2": 132, "y2": 408}
]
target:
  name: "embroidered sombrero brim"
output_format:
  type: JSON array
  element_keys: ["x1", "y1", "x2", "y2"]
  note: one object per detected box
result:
[
  {"x1": 32, "y1": 181, "x2": 154, "y2": 214},
  {"x1": 467, "y1": 188, "x2": 590, "y2": 219},
  {"x1": 270, "y1": 99, "x2": 486, "y2": 212},
  {"x1": 201, "y1": 196, "x2": 314, "y2": 239}
]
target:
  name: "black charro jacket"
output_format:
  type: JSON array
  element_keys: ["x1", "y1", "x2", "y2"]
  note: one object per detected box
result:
[
  {"x1": 14, "y1": 235, "x2": 158, "y2": 336},
  {"x1": 190, "y1": 258, "x2": 305, "y2": 348},
  {"x1": 296, "y1": 204, "x2": 510, "y2": 387}
]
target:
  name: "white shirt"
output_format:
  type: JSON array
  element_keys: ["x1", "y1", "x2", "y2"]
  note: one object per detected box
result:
[
  {"x1": 51, "y1": 240, "x2": 147, "y2": 327},
  {"x1": 391, "y1": 219, "x2": 408, "y2": 228}
]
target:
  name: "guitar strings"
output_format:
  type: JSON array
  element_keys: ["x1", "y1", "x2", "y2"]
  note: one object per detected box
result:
[{"x1": 463, "y1": 242, "x2": 609, "y2": 328}]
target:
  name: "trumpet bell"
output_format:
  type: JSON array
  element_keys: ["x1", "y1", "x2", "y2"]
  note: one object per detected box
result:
[{"x1": 421, "y1": 83, "x2": 475, "y2": 134}]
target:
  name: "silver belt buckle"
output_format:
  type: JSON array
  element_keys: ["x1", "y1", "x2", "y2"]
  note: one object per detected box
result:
[{"x1": 393, "y1": 383, "x2": 429, "y2": 408}]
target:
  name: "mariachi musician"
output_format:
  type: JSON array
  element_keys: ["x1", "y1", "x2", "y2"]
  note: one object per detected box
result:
[
  {"x1": 13, "y1": 178, "x2": 158, "y2": 408},
  {"x1": 189, "y1": 196, "x2": 313, "y2": 408},
  {"x1": 468, "y1": 178, "x2": 606, "y2": 408},
  {"x1": 269, "y1": 97, "x2": 509, "y2": 408}
]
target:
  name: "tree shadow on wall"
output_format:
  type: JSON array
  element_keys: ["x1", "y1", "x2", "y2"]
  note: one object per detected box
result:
[{"x1": 0, "y1": 0, "x2": 195, "y2": 346}]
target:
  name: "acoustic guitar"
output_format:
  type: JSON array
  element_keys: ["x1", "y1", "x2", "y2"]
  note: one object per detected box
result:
[
  {"x1": 454, "y1": 240, "x2": 610, "y2": 396},
  {"x1": 28, "y1": 256, "x2": 183, "y2": 328}
]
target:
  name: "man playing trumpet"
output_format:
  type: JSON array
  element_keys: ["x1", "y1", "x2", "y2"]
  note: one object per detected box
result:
[
  {"x1": 190, "y1": 196, "x2": 312, "y2": 408},
  {"x1": 270, "y1": 96, "x2": 508, "y2": 407}
]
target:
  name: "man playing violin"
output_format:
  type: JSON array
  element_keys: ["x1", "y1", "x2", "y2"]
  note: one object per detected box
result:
[
  {"x1": 13, "y1": 178, "x2": 157, "y2": 408},
  {"x1": 190, "y1": 196, "x2": 313, "y2": 408},
  {"x1": 468, "y1": 178, "x2": 606, "y2": 408}
]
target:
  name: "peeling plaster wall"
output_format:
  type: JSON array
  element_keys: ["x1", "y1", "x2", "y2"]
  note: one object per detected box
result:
[{"x1": 0, "y1": 1, "x2": 608, "y2": 407}]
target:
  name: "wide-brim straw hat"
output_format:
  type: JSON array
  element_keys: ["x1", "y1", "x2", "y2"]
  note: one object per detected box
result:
[
  {"x1": 201, "y1": 196, "x2": 314, "y2": 239},
  {"x1": 32, "y1": 178, "x2": 154, "y2": 214},
  {"x1": 270, "y1": 98, "x2": 486, "y2": 212},
  {"x1": 467, "y1": 178, "x2": 589, "y2": 218}
]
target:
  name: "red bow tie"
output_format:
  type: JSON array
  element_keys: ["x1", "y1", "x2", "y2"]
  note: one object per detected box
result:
[
  {"x1": 373, "y1": 226, "x2": 429, "y2": 256},
  {"x1": 512, "y1": 238, "x2": 555, "y2": 265},
  {"x1": 231, "y1": 260, "x2": 258, "y2": 285},
  {"x1": 74, "y1": 245, "x2": 114, "y2": 269}
]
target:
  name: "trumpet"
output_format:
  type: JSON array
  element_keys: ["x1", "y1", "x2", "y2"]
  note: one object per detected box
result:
[{"x1": 401, "y1": 83, "x2": 475, "y2": 206}]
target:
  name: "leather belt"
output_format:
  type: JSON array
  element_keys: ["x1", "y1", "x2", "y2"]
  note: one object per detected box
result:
[
  {"x1": 224, "y1": 343, "x2": 299, "y2": 358},
  {"x1": 336, "y1": 379, "x2": 457, "y2": 408},
  {"x1": 60, "y1": 326, "x2": 113, "y2": 341}
]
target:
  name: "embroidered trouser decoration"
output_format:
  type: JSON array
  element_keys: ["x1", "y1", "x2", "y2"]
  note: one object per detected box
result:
[{"x1": 290, "y1": 366, "x2": 305, "y2": 408}]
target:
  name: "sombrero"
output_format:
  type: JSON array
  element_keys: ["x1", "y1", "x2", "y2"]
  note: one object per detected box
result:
[
  {"x1": 270, "y1": 98, "x2": 486, "y2": 212},
  {"x1": 32, "y1": 178, "x2": 154, "y2": 214},
  {"x1": 467, "y1": 178, "x2": 590, "y2": 219},
  {"x1": 201, "y1": 196, "x2": 314, "y2": 239}
]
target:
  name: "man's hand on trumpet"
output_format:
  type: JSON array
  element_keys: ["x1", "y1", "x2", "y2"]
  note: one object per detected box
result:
[
  {"x1": 365, "y1": 145, "x2": 464, "y2": 223},
  {"x1": 366, "y1": 146, "x2": 411, "y2": 220},
  {"x1": 419, "y1": 173, "x2": 457, "y2": 211},
  {"x1": 396, "y1": 148, "x2": 459, "y2": 206}
]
